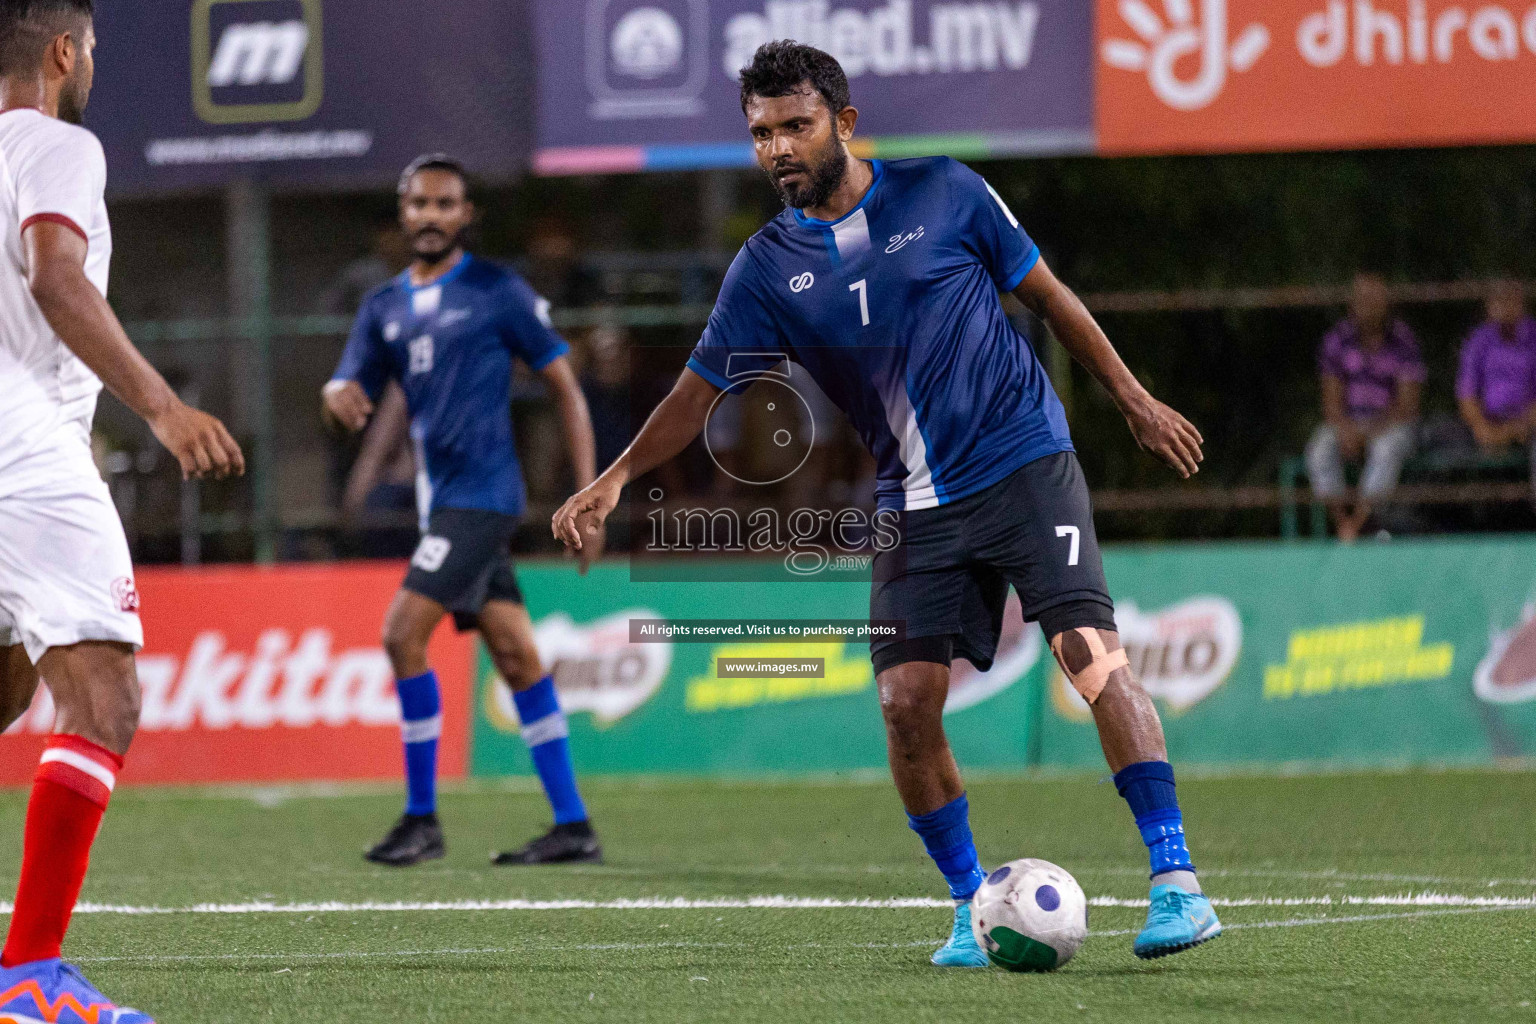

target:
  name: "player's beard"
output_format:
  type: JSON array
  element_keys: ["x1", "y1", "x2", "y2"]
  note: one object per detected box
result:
[
  {"x1": 770, "y1": 136, "x2": 850, "y2": 211},
  {"x1": 57, "y1": 77, "x2": 88, "y2": 126},
  {"x1": 410, "y1": 225, "x2": 466, "y2": 266}
]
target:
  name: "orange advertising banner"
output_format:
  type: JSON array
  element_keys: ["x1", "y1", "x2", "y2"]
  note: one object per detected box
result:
[
  {"x1": 0, "y1": 563, "x2": 472, "y2": 786},
  {"x1": 1097, "y1": 0, "x2": 1536, "y2": 154}
]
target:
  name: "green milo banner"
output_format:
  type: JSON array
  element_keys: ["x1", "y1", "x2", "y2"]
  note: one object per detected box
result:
[{"x1": 469, "y1": 538, "x2": 1536, "y2": 777}]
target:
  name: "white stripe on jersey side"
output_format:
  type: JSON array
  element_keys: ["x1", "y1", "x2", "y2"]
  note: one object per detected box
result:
[
  {"x1": 985, "y1": 181, "x2": 1021, "y2": 228},
  {"x1": 411, "y1": 420, "x2": 431, "y2": 534},
  {"x1": 831, "y1": 207, "x2": 871, "y2": 260},
  {"x1": 878, "y1": 377, "x2": 939, "y2": 511}
]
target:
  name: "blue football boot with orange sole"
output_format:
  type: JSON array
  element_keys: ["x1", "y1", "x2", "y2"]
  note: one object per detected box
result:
[{"x1": 0, "y1": 957, "x2": 154, "y2": 1023}]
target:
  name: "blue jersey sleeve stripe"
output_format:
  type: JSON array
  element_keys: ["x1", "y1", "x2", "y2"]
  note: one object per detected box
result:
[
  {"x1": 685, "y1": 357, "x2": 739, "y2": 394},
  {"x1": 526, "y1": 339, "x2": 570, "y2": 372},
  {"x1": 1001, "y1": 244, "x2": 1041, "y2": 293}
]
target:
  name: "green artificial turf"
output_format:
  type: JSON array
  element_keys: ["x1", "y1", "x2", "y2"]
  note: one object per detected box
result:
[{"x1": 2, "y1": 768, "x2": 1534, "y2": 1022}]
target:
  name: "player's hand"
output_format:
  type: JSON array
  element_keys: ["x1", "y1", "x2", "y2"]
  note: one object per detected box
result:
[
  {"x1": 575, "y1": 521, "x2": 607, "y2": 575},
  {"x1": 149, "y1": 401, "x2": 246, "y2": 480},
  {"x1": 552, "y1": 478, "x2": 621, "y2": 555},
  {"x1": 322, "y1": 380, "x2": 374, "y2": 433},
  {"x1": 1124, "y1": 397, "x2": 1203, "y2": 479}
]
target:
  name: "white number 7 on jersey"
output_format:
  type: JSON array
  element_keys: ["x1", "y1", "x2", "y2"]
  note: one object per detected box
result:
[
  {"x1": 1055, "y1": 525, "x2": 1080, "y2": 566},
  {"x1": 849, "y1": 278, "x2": 870, "y2": 326}
]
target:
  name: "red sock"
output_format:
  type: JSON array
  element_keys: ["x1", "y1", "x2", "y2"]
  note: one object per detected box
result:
[{"x1": 1, "y1": 735, "x2": 122, "y2": 968}]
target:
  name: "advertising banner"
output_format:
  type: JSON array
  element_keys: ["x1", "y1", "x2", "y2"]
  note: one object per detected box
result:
[
  {"x1": 0, "y1": 563, "x2": 473, "y2": 785},
  {"x1": 532, "y1": 0, "x2": 1096, "y2": 174},
  {"x1": 1039, "y1": 538, "x2": 1536, "y2": 768},
  {"x1": 1095, "y1": 0, "x2": 1536, "y2": 155},
  {"x1": 87, "y1": 0, "x2": 533, "y2": 195},
  {"x1": 473, "y1": 538, "x2": 1536, "y2": 778},
  {"x1": 470, "y1": 565, "x2": 1043, "y2": 776}
]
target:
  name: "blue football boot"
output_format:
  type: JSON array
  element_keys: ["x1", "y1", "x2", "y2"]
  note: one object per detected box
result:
[
  {"x1": 0, "y1": 957, "x2": 154, "y2": 1023},
  {"x1": 1133, "y1": 883, "x2": 1223, "y2": 959},
  {"x1": 931, "y1": 901, "x2": 990, "y2": 968}
]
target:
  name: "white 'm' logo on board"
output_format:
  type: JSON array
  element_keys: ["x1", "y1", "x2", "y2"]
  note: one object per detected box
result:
[{"x1": 207, "y1": 20, "x2": 310, "y2": 87}]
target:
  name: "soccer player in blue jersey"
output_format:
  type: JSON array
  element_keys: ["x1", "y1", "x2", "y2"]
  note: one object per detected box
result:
[
  {"x1": 555, "y1": 43, "x2": 1221, "y2": 963},
  {"x1": 325, "y1": 155, "x2": 603, "y2": 867}
]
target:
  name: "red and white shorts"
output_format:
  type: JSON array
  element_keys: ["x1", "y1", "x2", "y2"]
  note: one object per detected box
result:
[{"x1": 0, "y1": 439, "x2": 142, "y2": 663}]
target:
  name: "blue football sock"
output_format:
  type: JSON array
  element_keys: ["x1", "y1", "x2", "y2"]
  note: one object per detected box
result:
[
  {"x1": 1114, "y1": 760, "x2": 1197, "y2": 883},
  {"x1": 395, "y1": 670, "x2": 441, "y2": 817},
  {"x1": 907, "y1": 793, "x2": 987, "y2": 901},
  {"x1": 512, "y1": 675, "x2": 588, "y2": 825}
]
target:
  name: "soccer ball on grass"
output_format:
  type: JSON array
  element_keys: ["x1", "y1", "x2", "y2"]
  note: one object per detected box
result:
[{"x1": 970, "y1": 858, "x2": 1088, "y2": 971}]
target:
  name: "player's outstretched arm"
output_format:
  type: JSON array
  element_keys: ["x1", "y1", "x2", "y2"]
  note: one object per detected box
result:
[
  {"x1": 25, "y1": 220, "x2": 245, "y2": 480},
  {"x1": 540, "y1": 355, "x2": 603, "y2": 572},
  {"x1": 551, "y1": 368, "x2": 719, "y2": 552},
  {"x1": 1013, "y1": 258, "x2": 1204, "y2": 479},
  {"x1": 340, "y1": 382, "x2": 408, "y2": 516}
]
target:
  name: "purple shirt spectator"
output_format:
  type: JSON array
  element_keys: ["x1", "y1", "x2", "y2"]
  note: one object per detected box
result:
[
  {"x1": 1318, "y1": 318, "x2": 1426, "y2": 420},
  {"x1": 1456, "y1": 317, "x2": 1536, "y2": 422}
]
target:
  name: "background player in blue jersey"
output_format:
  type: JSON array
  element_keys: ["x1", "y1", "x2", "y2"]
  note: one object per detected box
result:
[
  {"x1": 554, "y1": 44, "x2": 1220, "y2": 964},
  {"x1": 325, "y1": 155, "x2": 603, "y2": 867}
]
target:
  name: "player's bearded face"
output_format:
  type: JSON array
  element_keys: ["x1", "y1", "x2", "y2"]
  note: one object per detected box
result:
[
  {"x1": 400, "y1": 171, "x2": 474, "y2": 264},
  {"x1": 58, "y1": 25, "x2": 95, "y2": 125},
  {"x1": 768, "y1": 129, "x2": 848, "y2": 211},
  {"x1": 409, "y1": 221, "x2": 467, "y2": 263}
]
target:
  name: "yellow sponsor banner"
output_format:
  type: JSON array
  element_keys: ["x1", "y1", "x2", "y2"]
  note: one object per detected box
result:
[
  {"x1": 686, "y1": 642, "x2": 872, "y2": 713},
  {"x1": 1264, "y1": 615, "x2": 1454, "y2": 700}
]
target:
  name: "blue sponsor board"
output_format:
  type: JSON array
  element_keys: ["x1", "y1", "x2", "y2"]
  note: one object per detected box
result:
[
  {"x1": 87, "y1": 0, "x2": 533, "y2": 195},
  {"x1": 534, "y1": 0, "x2": 1094, "y2": 174}
]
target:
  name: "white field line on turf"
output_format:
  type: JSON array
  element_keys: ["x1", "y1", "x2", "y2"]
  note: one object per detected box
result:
[
  {"x1": 1089, "y1": 904, "x2": 1536, "y2": 937},
  {"x1": 8, "y1": 892, "x2": 1536, "y2": 915},
  {"x1": 68, "y1": 905, "x2": 1536, "y2": 966}
]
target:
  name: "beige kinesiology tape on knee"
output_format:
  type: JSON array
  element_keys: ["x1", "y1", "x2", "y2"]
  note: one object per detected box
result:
[{"x1": 1049, "y1": 627, "x2": 1129, "y2": 705}]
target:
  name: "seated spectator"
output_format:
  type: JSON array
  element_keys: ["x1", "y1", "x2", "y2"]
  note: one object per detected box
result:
[
  {"x1": 1305, "y1": 274, "x2": 1424, "y2": 541},
  {"x1": 1456, "y1": 280, "x2": 1536, "y2": 501}
]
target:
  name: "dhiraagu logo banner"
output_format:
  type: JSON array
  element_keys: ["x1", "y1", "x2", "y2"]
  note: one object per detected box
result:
[{"x1": 470, "y1": 537, "x2": 1536, "y2": 778}]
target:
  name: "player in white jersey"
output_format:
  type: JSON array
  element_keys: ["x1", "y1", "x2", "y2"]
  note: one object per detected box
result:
[{"x1": 0, "y1": 3, "x2": 242, "y2": 1020}]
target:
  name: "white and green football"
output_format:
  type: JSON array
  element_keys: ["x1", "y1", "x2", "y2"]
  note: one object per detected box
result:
[{"x1": 970, "y1": 858, "x2": 1088, "y2": 971}]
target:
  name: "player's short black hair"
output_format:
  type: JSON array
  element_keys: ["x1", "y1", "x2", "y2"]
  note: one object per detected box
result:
[
  {"x1": 0, "y1": 0, "x2": 92, "y2": 75},
  {"x1": 738, "y1": 40, "x2": 850, "y2": 117},
  {"x1": 397, "y1": 153, "x2": 470, "y2": 197}
]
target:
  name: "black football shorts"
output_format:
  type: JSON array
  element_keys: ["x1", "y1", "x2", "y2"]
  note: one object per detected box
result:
[
  {"x1": 869, "y1": 451, "x2": 1115, "y2": 672},
  {"x1": 402, "y1": 507, "x2": 526, "y2": 632}
]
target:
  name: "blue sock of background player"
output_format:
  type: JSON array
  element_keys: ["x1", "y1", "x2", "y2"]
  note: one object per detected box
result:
[
  {"x1": 395, "y1": 669, "x2": 442, "y2": 817},
  {"x1": 512, "y1": 675, "x2": 588, "y2": 825}
]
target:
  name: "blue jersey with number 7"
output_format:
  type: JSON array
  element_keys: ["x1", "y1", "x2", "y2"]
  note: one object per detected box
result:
[{"x1": 687, "y1": 156, "x2": 1073, "y2": 513}]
